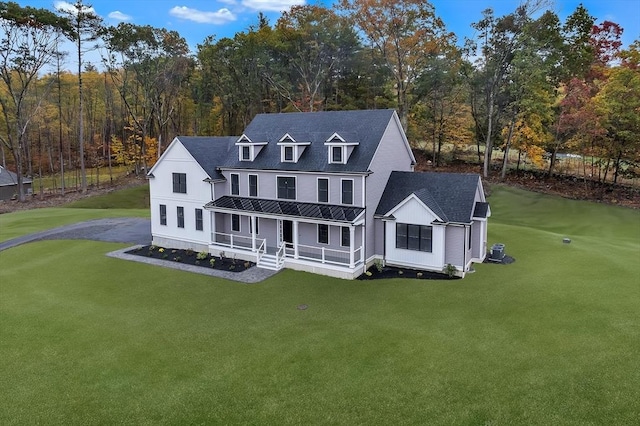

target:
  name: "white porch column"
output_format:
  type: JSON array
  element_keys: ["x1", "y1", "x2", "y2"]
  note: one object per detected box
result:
[
  {"x1": 361, "y1": 224, "x2": 365, "y2": 264},
  {"x1": 210, "y1": 211, "x2": 216, "y2": 244},
  {"x1": 293, "y1": 220, "x2": 299, "y2": 259},
  {"x1": 251, "y1": 215, "x2": 256, "y2": 251},
  {"x1": 349, "y1": 225, "x2": 355, "y2": 268}
]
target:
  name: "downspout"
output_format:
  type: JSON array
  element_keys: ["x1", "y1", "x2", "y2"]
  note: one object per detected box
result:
[{"x1": 462, "y1": 226, "x2": 467, "y2": 276}]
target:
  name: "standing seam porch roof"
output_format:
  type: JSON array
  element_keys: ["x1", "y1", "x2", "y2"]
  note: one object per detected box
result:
[{"x1": 205, "y1": 196, "x2": 365, "y2": 223}]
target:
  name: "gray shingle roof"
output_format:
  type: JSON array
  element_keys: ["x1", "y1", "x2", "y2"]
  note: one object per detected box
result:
[
  {"x1": 174, "y1": 110, "x2": 398, "y2": 175},
  {"x1": 179, "y1": 136, "x2": 236, "y2": 180},
  {"x1": 376, "y1": 171, "x2": 484, "y2": 224},
  {"x1": 206, "y1": 196, "x2": 364, "y2": 223},
  {"x1": 225, "y1": 109, "x2": 397, "y2": 173},
  {"x1": 0, "y1": 166, "x2": 31, "y2": 186}
]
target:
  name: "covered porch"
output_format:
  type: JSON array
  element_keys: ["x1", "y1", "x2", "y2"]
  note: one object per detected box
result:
[{"x1": 204, "y1": 196, "x2": 366, "y2": 278}]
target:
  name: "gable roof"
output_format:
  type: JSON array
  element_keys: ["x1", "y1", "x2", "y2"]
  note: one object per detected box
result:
[
  {"x1": 0, "y1": 166, "x2": 31, "y2": 187},
  {"x1": 178, "y1": 136, "x2": 236, "y2": 181},
  {"x1": 224, "y1": 109, "x2": 397, "y2": 173},
  {"x1": 376, "y1": 171, "x2": 484, "y2": 223}
]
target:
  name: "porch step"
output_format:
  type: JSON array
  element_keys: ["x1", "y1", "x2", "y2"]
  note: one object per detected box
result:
[{"x1": 257, "y1": 253, "x2": 282, "y2": 271}]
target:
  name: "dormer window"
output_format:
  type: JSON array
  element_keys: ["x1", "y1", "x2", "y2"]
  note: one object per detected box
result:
[
  {"x1": 236, "y1": 134, "x2": 267, "y2": 162},
  {"x1": 241, "y1": 146, "x2": 250, "y2": 161},
  {"x1": 332, "y1": 146, "x2": 343, "y2": 163},
  {"x1": 278, "y1": 133, "x2": 310, "y2": 163},
  {"x1": 284, "y1": 146, "x2": 294, "y2": 162},
  {"x1": 325, "y1": 132, "x2": 358, "y2": 165}
]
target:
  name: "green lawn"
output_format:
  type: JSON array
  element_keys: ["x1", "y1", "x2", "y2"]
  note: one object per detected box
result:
[
  {"x1": 0, "y1": 186, "x2": 639, "y2": 424},
  {"x1": 0, "y1": 184, "x2": 149, "y2": 242}
]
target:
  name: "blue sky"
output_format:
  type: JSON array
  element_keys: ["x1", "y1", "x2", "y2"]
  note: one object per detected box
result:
[{"x1": 19, "y1": 0, "x2": 640, "y2": 63}]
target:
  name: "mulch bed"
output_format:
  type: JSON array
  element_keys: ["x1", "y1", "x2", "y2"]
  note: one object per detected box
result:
[
  {"x1": 126, "y1": 245, "x2": 254, "y2": 273},
  {"x1": 357, "y1": 265, "x2": 460, "y2": 281}
]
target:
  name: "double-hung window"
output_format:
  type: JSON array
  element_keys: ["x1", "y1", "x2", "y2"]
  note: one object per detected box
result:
[
  {"x1": 159, "y1": 204, "x2": 167, "y2": 225},
  {"x1": 249, "y1": 175, "x2": 258, "y2": 197},
  {"x1": 241, "y1": 146, "x2": 251, "y2": 161},
  {"x1": 277, "y1": 176, "x2": 296, "y2": 200},
  {"x1": 396, "y1": 223, "x2": 432, "y2": 252},
  {"x1": 231, "y1": 214, "x2": 240, "y2": 232},
  {"x1": 341, "y1": 227, "x2": 350, "y2": 247},
  {"x1": 172, "y1": 173, "x2": 186, "y2": 193},
  {"x1": 317, "y1": 178, "x2": 329, "y2": 203},
  {"x1": 231, "y1": 173, "x2": 239, "y2": 195},
  {"x1": 177, "y1": 206, "x2": 185, "y2": 228},
  {"x1": 318, "y1": 224, "x2": 329, "y2": 244},
  {"x1": 284, "y1": 146, "x2": 294, "y2": 162},
  {"x1": 332, "y1": 146, "x2": 342, "y2": 163},
  {"x1": 195, "y1": 208, "x2": 203, "y2": 231},
  {"x1": 341, "y1": 179, "x2": 353, "y2": 205}
]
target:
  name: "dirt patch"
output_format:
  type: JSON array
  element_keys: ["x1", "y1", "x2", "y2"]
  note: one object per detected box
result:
[{"x1": 415, "y1": 159, "x2": 640, "y2": 209}]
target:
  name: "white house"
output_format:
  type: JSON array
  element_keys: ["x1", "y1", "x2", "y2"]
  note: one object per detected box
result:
[{"x1": 147, "y1": 109, "x2": 490, "y2": 279}]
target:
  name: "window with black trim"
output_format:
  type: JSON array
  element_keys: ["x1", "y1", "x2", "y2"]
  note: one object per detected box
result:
[
  {"x1": 231, "y1": 173, "x2": 239, "y2": 195},
  {"x1": 332, "y1": 146, "x2": 342, "y2": 163},
  {"x1": 172, "y1": 173, "x2": 186, "y2": 193},
  {"x1": 177, "y1": 206, "x2": 184, "y2": 228},
  {"x1": 195, "y1": 208, "x2": 203, "y2": 231},
  {"x1": 341, "y1": 227, "x2": 350, "y2": 247},
  {"x1": 318, "y1": 178, "x2": 328, "y2": 203},
  {"x1": 277, "y1": 176, "x2": 296, "y2": 200},
  {"x1": 231, "y1": 214, "x2": 240, "y2": 232},
  {"x1": 318, "y1": 224, "x2": 329, "y2": 244},
  {"x1": 396, "y1": 223, "x2": 432, "y2": 252},
  {"x1": 241, "y1": 146, "x2": 251, "y2": 161},
  {"x1": 159, "y1": 204, "x2": 167, "y2": 225},
  {"x1": 341, "y1": 179, "x2": 353, "y2": 205},
  {"x1": 249, "y1": 174, "x2": 258, "y2": 197}
]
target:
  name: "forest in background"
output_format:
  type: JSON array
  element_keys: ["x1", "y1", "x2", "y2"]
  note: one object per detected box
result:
[{"x1": 1, "y1": 0, "x2": 639, "y2": 202}]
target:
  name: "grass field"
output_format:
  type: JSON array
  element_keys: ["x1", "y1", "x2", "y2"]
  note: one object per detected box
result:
[
  {"x1": 0, "y1": 184, "x2": 149, "y2": 242},
  {"x1": 0, "y1": 185, "x2": 638, "y2": 424}
]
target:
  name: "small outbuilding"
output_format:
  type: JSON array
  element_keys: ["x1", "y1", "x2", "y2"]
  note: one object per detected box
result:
[{"x1": 0, "y1": 166, "x2": 32, "y2": 200}]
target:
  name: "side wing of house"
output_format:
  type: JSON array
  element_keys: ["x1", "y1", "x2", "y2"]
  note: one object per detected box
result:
[
  {"x1": 148, "y1": 138, "x2": 213, "y2": 251},
  {"x1": 376, "y1": 172, "x2": 490, "y2": 278},
  {"x1": 382, "y1": 195, "x2": 446, "y2": 272}
]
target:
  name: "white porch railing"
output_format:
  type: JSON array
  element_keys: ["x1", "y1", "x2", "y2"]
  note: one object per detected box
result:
[
  {"x1": 285, "y1": 243, "x2": 363, "y2": 266},
  {"x1": 211, "y1": 232, "x2": 264, "y2": 251},
  {"x1": 211, "y1": 232, "x2": 362, "y2": 269},
  {"x1": 256, "y1": 239, "x2": 266, "y2": 264},
  {"x1": 275, "y1": 244, "x2": 286, "y2": 269}
]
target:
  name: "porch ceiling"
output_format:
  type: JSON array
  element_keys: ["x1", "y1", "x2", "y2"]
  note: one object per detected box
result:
[{"x1": 205, "y1": 196, "x2": 364, "y2": 223}]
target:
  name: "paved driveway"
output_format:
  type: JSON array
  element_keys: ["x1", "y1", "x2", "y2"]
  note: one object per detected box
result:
[
  {"x1": 0, "y1": 218, "x2": 151, "y2": 252},
  {"x1": 0, "y1": 218, "x2": 277, "y2": 282}
]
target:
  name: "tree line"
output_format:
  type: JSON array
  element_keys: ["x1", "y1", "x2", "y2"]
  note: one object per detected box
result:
[{"x1": 1, "y1": 0, "x2": 638, "y2": 201}]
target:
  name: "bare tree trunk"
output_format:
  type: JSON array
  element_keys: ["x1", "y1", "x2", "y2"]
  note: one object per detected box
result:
[
  {"x1": 77, "y1": 35, "x2": 87, "y2": 193},
  {"x1": 501, "y1": 117, "x2": 516, "y2": 180},
  {"x1": 483, "y1": 89, "x2": 495, "y2": 178}
]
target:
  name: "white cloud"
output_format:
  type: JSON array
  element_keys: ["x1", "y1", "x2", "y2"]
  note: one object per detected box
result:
[
  {"x1": 169, "y1": 6, "x2": 237, "y2": 24},
  {"x1": 241, "y1": 0, "x2": 306, "y2": 13},
  {"x1": 219, "y1": 0, "x2": 238, "y2": 5},
  {"x1": 54, "y1": 1, "x2": 97, "y2": 15},
  {"x1": 108, "y1": 11, "x2": 132, "y2": 22}
]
